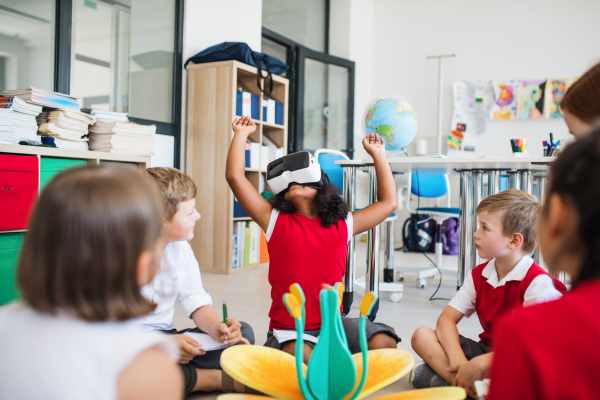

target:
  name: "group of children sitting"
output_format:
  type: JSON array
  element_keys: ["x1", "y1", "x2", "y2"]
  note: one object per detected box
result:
[{"x1": 1, "y1": 63, "x2": 599, "y2": 400}]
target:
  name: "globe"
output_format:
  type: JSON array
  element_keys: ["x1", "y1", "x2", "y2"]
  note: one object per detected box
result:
[{"x1": 365, "y1": 98, "x2": 418, "y2": 152}]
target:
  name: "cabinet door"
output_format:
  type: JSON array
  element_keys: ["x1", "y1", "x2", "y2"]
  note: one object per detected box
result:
[{"x1": 0, "y1": 233, "x2": 24, "y2": 305}]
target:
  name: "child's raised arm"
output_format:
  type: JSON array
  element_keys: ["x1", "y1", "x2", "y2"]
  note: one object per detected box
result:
[
  {"x1": 352, "y1": 133, "x2": 398, "y2": 235},
  {"x1": 225, "y1": 116, "x2": 272, "y2": 231}
]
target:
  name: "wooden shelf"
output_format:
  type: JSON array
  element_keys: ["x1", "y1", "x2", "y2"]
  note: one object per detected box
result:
[
  {"x1": 186, "y1": 60, "x2": 288, "y2": 274},
  {"x1": 233, "y1": 217, "x2": 252, "y2": 221},
  {"x1": 0, "y1": 143, "x2": 150, "y2": 168}
]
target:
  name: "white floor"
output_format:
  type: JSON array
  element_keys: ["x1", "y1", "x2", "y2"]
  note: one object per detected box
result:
[{"x1": 180, "y1": 241, "x2": 483, "y2": 399}]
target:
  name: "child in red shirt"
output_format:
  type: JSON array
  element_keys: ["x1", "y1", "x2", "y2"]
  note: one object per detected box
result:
[
  {"x1": 410, "y1": 190, "x2": 566, "y2": 395},
  {"x1": 226, "y1": 116, "x2": 400, "y2": 363},
  {"x1": 488, "y1": 126, "x2": 600, "y2": 400}
]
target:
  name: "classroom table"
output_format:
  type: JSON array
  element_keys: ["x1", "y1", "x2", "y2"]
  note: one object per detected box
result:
[{"x1": 337, "y1": 156, "x2": 555, "y2": 319}]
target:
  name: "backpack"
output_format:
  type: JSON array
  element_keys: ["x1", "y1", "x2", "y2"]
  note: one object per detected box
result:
[
  {"x1": 184, "y1": 42, "x2": 289, "y2": 95},
  {"x1": 435, "y1": 217, "x2": 459, "y2": 255},
  {"x1": 402, "y1": 214, "x2": 436, "y2": 253}
]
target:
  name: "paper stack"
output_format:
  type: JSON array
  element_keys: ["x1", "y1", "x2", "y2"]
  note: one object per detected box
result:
[
  {"x1": 37, "y1": 109, "x2": 96, "y2": 151},
  {"x1": 0, "y1": 96, "x2": 43, "y2": 144},
  {"x1": 88, "y1": 120, "x2": 156, "y2": 155},
  {"x1": 82, "y1": 109, "x2": 129, "y2": 122},
  {"x1": 4, "y1": 87, "x2": 80, "y2": 111}
]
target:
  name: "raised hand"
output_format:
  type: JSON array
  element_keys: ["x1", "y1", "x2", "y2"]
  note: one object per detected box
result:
[
  {"x1": 232, "y1": 116, "x2": 257, "y2": 138},
  {"x1": 362, "y1": 133, "x2": 386, "y2": 158}
]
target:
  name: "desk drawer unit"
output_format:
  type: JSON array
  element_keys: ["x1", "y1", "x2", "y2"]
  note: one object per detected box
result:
[
  {"x1": 0, "y1": 154, "x2": 38, "y2": 231},
  {"x1": 0, "y1": 232, "x2": 23, "y2": 305}
]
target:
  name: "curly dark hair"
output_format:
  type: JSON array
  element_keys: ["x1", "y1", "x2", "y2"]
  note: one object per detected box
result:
[{"x1": 269, "y1": 172, "x2": 351, "y2": 228}]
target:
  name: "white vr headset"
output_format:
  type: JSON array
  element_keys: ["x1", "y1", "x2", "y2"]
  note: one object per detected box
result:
[{"x1": 266, "y1": 151, "x2": 324, "y2": 195}]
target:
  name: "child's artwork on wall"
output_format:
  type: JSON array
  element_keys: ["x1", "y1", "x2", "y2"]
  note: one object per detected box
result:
[
  {"x1": 490, "y1": 80, "x2": 518, "y2": 120},
  {"x1": 543, "y1": 78, "x2": 577, "y2": 119},
  {"x1": 517, "y1": 80, "x2": 546, "y2": 120}
]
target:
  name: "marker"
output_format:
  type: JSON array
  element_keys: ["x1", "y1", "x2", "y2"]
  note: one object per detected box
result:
[{"x1": 223, "y1": 300, "x2": 228, "y2": 341}]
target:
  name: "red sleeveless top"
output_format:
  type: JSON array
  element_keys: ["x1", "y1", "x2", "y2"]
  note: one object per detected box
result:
[
  {"x1": 267, "y1": 212, "x2": 349, "y2": 330},
  {"x1": 472, "y1": 260, "x2": 567, "y2": 346}
]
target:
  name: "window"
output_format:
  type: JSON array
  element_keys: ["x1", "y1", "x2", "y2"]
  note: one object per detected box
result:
[
  {"x1": 262, "y1": 2, "x2": 355, "y2": 159},
  {"x1": 0, "y1": 0, "x2": 55, "y2": 93},
  {"x1": 262, "y1": 0, "x2": 328, "y2": 53},
  {"x1": 70, "y1": 0, "x2": 176, "y2": 123}
]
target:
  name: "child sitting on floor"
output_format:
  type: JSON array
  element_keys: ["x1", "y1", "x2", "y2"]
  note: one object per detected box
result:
[
  {"x1": 0, "y1": 166, "x2": 182, "y2": 399},
  {"x1": 410, "y1": 189, "x2": 567, "y2": 395},
  {"x1": 489, "y1": 124, "x2": 600, "y2": 400},
  {"x1": 138, "y1": 167, "x2": 254, "y2": 396},
  {"x1": 225, "y1": 115, "x2": 401, "y2": 364}
]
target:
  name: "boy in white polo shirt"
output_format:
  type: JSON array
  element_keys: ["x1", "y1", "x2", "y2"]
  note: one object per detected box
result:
[
  {"x1": 138, "y1": 167, "x2": 254, "y2": 396},
  {"x1": 409, "y1": 189, "x2": 566, "y2": 396}
]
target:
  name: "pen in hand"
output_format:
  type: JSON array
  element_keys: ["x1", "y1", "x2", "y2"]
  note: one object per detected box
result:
[{"x1": 223, "y1": 299, "x2": 228, "y2": 341}]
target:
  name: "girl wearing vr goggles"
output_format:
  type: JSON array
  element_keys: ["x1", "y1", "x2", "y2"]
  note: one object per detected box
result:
[{"x1": 226, "y1": 116, "x2": 400, "y2": 363}]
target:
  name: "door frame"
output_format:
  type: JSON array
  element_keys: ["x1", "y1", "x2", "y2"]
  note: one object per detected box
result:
[{"x1": 296, "y1": 47, "x2": 355, "y2": 159}]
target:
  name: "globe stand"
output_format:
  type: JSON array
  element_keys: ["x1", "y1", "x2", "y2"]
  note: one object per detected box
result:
[{"x1": 427, "y1": 54, "x2": 455, "y2": 156}]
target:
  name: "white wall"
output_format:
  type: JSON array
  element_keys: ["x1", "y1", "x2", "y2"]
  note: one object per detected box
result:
[
  {"x1": 180, "y1": 0, "x2": 263, "y2": 170},
  {"x1": 368, "y1": 0, "x2": 600, "y2": 158}
]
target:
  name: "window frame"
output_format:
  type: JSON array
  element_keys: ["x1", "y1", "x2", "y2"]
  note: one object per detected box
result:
[
  {"x1": 262, "y1": 25, "x2": 355, "y2": 159},
  {"x1": 53, "y1": 0, "x2": 184, "y2": 168}
]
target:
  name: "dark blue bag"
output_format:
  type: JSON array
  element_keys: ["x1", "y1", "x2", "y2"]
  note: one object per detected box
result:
[
  {"x1": 402, "y1": 214, "x2": 436, "y2": 253},
  {"x1": 184, "y1": 42, "x2": 289, "y2": 95}
]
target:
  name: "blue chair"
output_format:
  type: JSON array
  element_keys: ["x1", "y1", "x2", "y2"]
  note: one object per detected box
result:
[
  {"x1": 315, "y1": 149, "x2": 403, "y2": 302},
  {"x1": 399, "y1": 172, "x2": 459, "y2": 288}
]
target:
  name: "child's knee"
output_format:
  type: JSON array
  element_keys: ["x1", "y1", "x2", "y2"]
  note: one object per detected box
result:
[
  {"x1": 411, "y1": 326, "x2": 436, "y2": 350},
  {"x1": 367, "y1": 333, "x2": 397, "y2": 350}
]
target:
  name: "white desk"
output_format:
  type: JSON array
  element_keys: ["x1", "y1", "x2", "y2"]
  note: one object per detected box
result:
[{"x1": 337, "y1": 156, "x2": 555, "y2": 319}]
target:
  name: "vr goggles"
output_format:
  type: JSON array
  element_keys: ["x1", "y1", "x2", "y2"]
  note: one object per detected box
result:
[{"x1": 266, "y1": 151, "x2": 324, "y2": 195}]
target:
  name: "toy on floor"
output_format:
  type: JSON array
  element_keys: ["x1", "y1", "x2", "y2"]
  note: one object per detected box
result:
[
  {"x1": 282, "y1": 283, "x2": 374, "y2": 400},
  {"x1": 220, "y1": 282, "x2": 464, "y2": 400}
]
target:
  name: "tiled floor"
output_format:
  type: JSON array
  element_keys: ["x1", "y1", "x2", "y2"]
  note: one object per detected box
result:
[{"x1": 179, "y1": 242, "x2": 482, "y2": 399}]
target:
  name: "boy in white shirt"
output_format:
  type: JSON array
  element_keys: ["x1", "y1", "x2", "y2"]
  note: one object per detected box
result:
[{"x1": 139, "y1": 167, "x2": 254, "y2": 395}]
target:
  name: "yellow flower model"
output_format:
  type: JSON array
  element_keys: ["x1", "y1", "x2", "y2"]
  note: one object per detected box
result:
[{"x1": 220, "y1": 283, "x2": 465, "y2": 400}]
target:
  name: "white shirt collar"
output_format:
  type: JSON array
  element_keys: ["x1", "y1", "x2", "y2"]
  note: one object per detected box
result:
[{"x1": 481, "y1": 255, "x2": 534, "y2": 288}]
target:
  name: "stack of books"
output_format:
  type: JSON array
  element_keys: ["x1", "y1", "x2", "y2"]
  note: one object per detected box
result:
[
  {"x1": 4, "y1": 87, "x2": 80, "y2": 111},
  {"x1": 88, "y1": 120, "x2": 156, "y2": 155},
  {"x1": 232, "y1": 221, "x2": 269, "y2": 268},
  {"x1": 0, "y1": 96, "x2": 43, "y2": 144},
  {"x1": 82, "y1": 109, "x2": 129, "y2": 122},
  {"x1": 37, "y1": 109, "x2": 96, "y2": 151}
]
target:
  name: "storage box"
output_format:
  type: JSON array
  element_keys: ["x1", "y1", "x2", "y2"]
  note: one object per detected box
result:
[
  {"x1": 0, "y1": 232, "x2": 24, "y2": 305},
  {"x1": 40, "y1": 157, "x2": 87, "y2": 190},
  {"x1": 0, "y1": 154, "x2": 39, "y2": 231}
]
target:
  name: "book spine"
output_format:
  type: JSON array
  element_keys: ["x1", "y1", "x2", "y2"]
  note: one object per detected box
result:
[
  {"x1": 237, "y1": 222, "x2": 246, "y2": 268},
  {"x1": 250, "y1": 142, "x2": 260, "y2": 169},
  {"x1": 236, "y1": 91, "x2": 243, "y2": 116},
  {"x1": 244, "y1": 226, "x2": 251, "y2": 267},
  {"x1": 242, "y1": 92, "x2": 252, "y2": 116},
  {"x1": 232, "y1": 233, "x2": 239, "y2": 268},
  {"x1": 248, "y1": 221, "x2": 260, "y2": 265},
  {"x1": 262, "y1": 99, "x2": 268, "y2": 122},
  {"x1": 267, "y1": 99, "x2": 276, "y2": 124},
  {"x1": 251, "y1": 94, "x2": 260, "y2": 120},
  {"x1": 275, "y1": 102, "x2": 284, "y2": 125}
]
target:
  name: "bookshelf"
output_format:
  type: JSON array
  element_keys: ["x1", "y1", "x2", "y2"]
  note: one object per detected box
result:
[{"x1": 186, "y1": 60, "x2": 289, "y2": 275}]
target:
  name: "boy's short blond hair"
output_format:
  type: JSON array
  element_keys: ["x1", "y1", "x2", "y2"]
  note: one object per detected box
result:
[
  {"x1": 476, "y1": 189, "x2": 541, "y2": 253},
  {"x1": 145, "y1": 167, "x2": 197, "y2": 220}
]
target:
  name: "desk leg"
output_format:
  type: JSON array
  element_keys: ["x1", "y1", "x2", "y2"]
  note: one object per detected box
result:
[
  {"x1": 472, "y1": 171, "x2": 484, "y2": 266},
  {"x1": 488, "y1": 170, "x2": 501, "y2": 196},
  {"x1": 518, "y1": 170, "x2": 533, "y2": 194},
  {"x1": 366, "y1": 165, "x2": 380, "y2": 320},
  {"x1": 342, "y1": 166, "x2": 356, "y2": 315},
  {"x1": 533, "y1": 173, "x2": 546, "y2": 265},
  {"x1": 458, "y1": 170, "x2": 474, "y2": 290}
]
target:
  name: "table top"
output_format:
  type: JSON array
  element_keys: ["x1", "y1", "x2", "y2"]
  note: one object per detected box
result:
[{"x1": 336, "y1": 156, "x2": 555, "y2": 174}]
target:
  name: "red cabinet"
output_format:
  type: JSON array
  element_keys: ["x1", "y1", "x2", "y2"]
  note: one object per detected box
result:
[{"x1": 0, "y1": 154, "x2": 39, "y2": 231}]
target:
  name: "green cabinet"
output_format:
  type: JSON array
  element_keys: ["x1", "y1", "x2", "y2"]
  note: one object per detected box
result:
[
  {"x1": 40, "y1": 157, "x2": 88, "y2": 190},
  {"x1": 0, "y1": 232, "x2": 24, "y2": 305}
]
